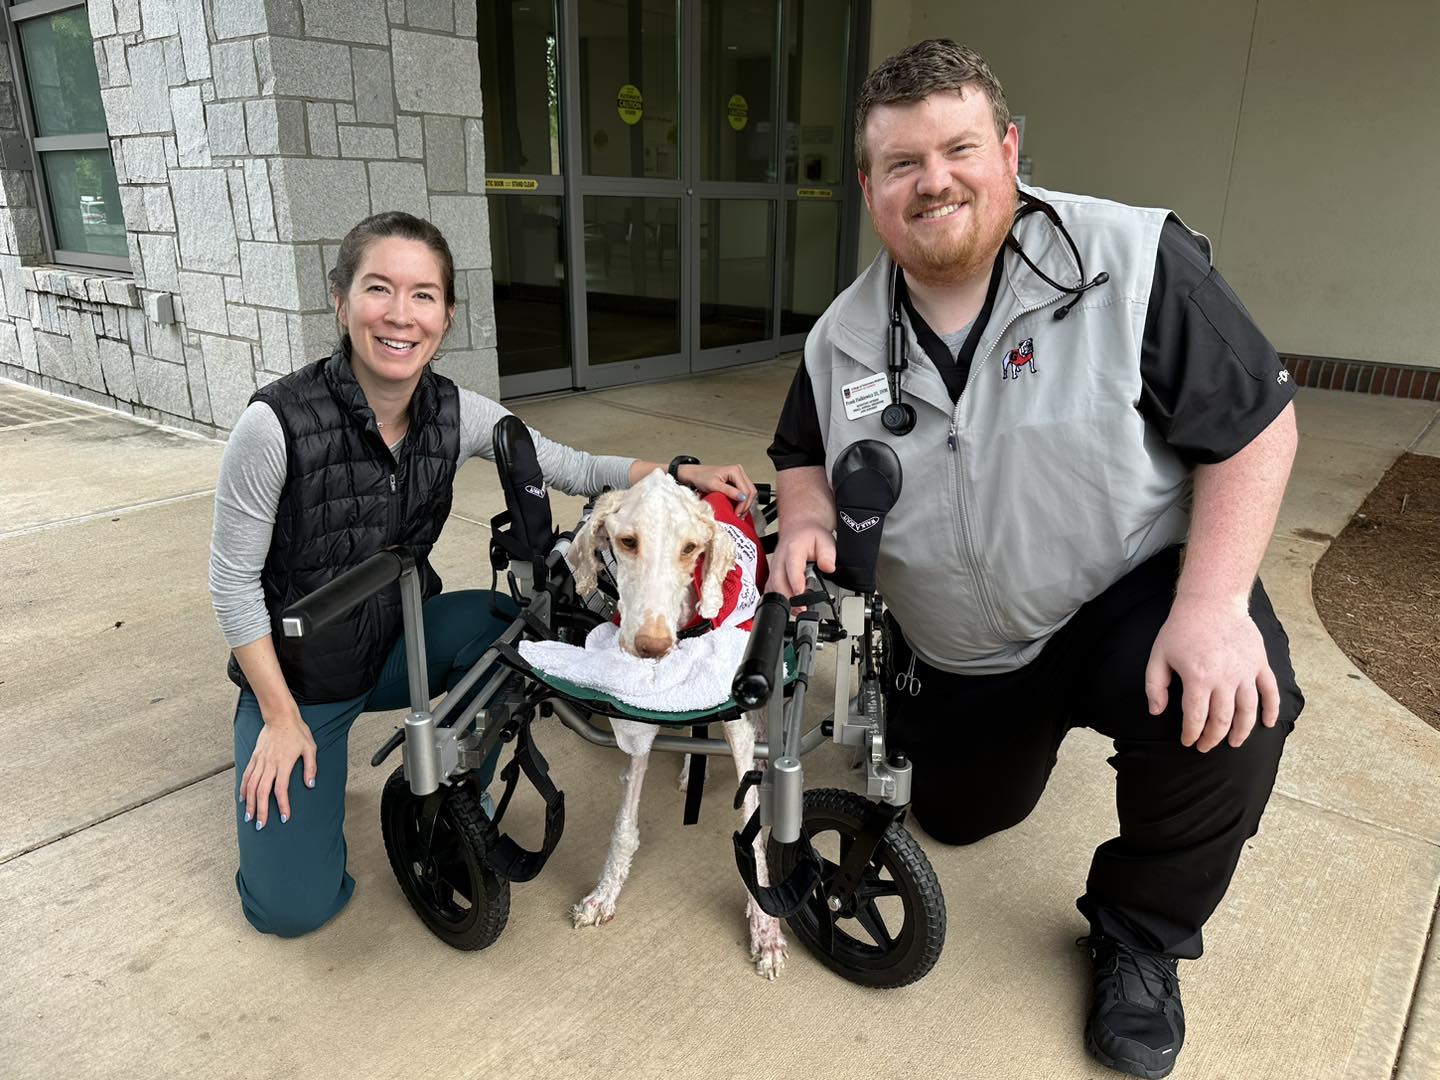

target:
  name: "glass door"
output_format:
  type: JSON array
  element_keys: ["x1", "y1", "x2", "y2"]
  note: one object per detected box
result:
[
  {"x1": 778, "y1": 0, "x2": 854, "y2": 346},
  {"x1": 565, "y1": 0, "x2": 690, "y2": 389},
  {"x1": 492, "y1": 0, "x2": 864, "y2": 397},
  {"x1": 688, "y1": 0, "x2": 779, "y2": 369},
  {"x1": 689, "y1": 0, "x2": 862, "y2": 376},
  {"x1": 481, "y1": 0, "x2": 571, "y2": 396}
]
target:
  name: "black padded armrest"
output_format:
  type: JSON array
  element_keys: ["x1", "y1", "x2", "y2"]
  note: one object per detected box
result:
[{"x1": 493, "y1": 415, "x2": 556, "y2": 560}]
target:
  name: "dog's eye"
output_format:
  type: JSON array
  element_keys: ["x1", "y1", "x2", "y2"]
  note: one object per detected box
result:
[
  {"x1": 617, "y1": 535, "x2": 638, "y2": 551},
  {"x1": 681, "y1": 542, "x2": 698, "y2": 556}
]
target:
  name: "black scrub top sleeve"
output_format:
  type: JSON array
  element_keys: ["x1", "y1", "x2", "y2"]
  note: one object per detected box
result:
[
  {"x1": 768, "y1": 361, "x2": 827, "y2": 471},
  {"x1": 1140, "y1": 215, "x2": 1296, "y2": 465}
]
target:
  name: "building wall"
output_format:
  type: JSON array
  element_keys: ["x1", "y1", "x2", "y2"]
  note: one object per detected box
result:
[
  {"x1": 0, "y1": 0, "x2": 499, "y2": 437},
  {"x1": 862, "y1": 1, "x2": 1440, "y2": 371}
]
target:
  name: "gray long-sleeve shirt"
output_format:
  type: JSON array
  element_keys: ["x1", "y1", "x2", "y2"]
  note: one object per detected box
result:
[{"x1": 209, "y1": 389, "x2": 634, "y2": 649}]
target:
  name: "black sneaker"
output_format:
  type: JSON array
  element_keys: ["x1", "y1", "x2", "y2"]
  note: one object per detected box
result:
[{"x1": 1077, "y1": 935, "x2": 1185, "y2": 1079}]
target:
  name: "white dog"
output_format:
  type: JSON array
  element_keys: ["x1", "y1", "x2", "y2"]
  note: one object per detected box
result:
[{"x1": 566, "y1": 469, "x2": 787, "y2": 978}]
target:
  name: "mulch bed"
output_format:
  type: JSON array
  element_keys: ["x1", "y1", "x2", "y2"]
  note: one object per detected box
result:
[{"x1": 1311, "y1": 451, "x2": 1440, "y2": 730}]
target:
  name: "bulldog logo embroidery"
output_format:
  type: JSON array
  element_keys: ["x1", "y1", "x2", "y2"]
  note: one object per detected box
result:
[{"x1": 1002, "y1": 337, "x2": 1037, "y2": 380}]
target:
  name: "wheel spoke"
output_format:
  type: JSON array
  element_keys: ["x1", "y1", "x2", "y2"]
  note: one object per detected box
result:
[
  {"x1": 854, "y1": 875, "x2": 902, "y2": 902},
  {"x1": 812, "y1": 894, "x2": 836, "y2": 954},
  {"x1": 417, "y1": 801, "x2": 444, "y2": 856},
  {"x1": 852, "y1": 899, "x2": 895, "y2": 950},
  {"x1": 435, "y1": 854, "x2": 476, "y2": 906},
  {"x1": 417, "y1": 874, "x2": 451, "y2": 915},
  {"x1": 407, "y1": 810, "x2": 473, "y2": 917},
  {"x1": 427, "y1": 829, "x2": 463, "y2": 866}
]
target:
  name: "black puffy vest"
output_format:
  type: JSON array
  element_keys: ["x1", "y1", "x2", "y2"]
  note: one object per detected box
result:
[{"x1": 229, "y1": 346, "x2": 461, "y2": 703}]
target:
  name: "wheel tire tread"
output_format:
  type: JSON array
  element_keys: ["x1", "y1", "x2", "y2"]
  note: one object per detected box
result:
[
  {"x1": 773, "y1": 786, "x2": 946, "y2": 988},
  {"x1": 381, "y1": 767, "x2": 511, "y2": 951}
]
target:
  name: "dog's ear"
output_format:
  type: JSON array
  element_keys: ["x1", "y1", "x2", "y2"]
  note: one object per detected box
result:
[
  {"x1": 568, "y1": 490, "x2": 622, "y2": 595},
  {"x1": 697, "y1": 515, "x2": 737, "y2": 620}
]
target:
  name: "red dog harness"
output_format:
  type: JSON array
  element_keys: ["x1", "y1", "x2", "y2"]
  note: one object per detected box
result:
[{"x1": 685, "y1": 494, "x2": 768, "y2": 632}]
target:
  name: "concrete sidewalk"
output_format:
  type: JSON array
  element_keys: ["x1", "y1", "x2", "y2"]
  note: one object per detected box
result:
[{"x1": 1, "y1": 363, "x2": 1437, "y2": 1080}]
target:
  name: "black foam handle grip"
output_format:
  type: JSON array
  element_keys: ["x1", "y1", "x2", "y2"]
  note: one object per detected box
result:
[
  {"x1": 731, "y1": 592, "x2": 790, "y2": 709},
  {"x1": 280, "y1": 548, "x2": 411, "y2": 638}
]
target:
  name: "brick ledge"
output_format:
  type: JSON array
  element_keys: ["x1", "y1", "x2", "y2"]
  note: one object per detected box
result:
[{"x1": 1282, "y1": 355, "x2": 1440, "y2": 401}]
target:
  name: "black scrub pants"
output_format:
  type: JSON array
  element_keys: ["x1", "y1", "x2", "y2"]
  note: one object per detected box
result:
[{"x1": 883, "y1": 546, "x2": 1304, "y2": 960}]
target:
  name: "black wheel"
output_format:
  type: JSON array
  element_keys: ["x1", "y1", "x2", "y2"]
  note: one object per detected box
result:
[
  {"x1": 768, "y1": 787, "x2": 945, "y2": 988},
  {"x1": 380, "y1": 766, "x2": 511, "y2": 950}
]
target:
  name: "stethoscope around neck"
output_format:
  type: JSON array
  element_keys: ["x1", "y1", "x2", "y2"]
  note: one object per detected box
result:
[{"x1": 881, "y1": 189, "x2": 1111, "y2": 436}]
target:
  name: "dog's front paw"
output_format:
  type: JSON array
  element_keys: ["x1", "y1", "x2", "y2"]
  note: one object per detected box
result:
[
  {"x1": 571, "y1": 893, "x2": 617, "y2": 928},
  {"x1": 750, "y1": 910, "x2": 787, "y2": 980}
]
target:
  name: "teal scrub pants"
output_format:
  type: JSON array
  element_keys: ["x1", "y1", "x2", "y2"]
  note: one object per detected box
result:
[{"x1": 232, "y1": 589, "x2": 515, "y2": 937}]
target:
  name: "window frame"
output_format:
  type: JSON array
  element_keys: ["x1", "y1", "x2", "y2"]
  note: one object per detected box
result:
[{"x1": 6, "y1": 0, "x2": 131, "y2": 274}]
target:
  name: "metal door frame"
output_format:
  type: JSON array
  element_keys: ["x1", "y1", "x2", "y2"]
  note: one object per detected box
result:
[
  {"x1": 497, "y1": 0, "x2": 869, "y2": 398},
  {"x1": 689, "y1": 0, "x2": 867, "y2": 375}
]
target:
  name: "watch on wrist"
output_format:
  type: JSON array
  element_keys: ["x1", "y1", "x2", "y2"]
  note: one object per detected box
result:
[{"x1": 668, "y1": 455, "x2": 700, "y2": 486}]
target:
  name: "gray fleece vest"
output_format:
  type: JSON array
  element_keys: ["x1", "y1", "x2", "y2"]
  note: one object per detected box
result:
[{"x1": 806, "y1": 185, "x2": 1196, "y2": 674}]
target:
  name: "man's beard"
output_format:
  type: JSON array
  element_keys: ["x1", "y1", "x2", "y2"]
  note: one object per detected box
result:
[{"x1": 882, "y1": 196, "x2": 1015, "y2": 287}]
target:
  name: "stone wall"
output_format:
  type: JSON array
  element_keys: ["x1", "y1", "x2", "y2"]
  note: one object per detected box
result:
[{"x1": 0, "y1": 0, "x2": 496, "y2": 436}]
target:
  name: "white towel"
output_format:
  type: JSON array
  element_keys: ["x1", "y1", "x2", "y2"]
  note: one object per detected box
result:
[{"x1": 518, "y1": 621, "x2": 752, "y2": 721}]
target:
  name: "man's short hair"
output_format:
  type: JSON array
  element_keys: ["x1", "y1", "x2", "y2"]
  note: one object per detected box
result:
[{"x1": 854, "y1": 39, "x2": 1011, "y2": 174}]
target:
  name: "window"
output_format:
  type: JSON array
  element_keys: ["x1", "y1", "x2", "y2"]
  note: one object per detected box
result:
[{"x1": 7, "y1": 1, "x2": 128, "y2": 271}]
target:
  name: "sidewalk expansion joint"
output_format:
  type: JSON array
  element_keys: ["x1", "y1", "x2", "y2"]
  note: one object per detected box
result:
[
  {"x1": 1277, "y1": 529, "x2": 1330, "y2": 548},
  {"x1": 1274, "y1": 787, "x2": 1440, "y2": 850},
  {"x1": 1391, "y1": 882, "x2": 1440, "y2": 1080},
  {"x1": 0, "y1": 414, "x2": 108, "y2": 433},
  {"x1": 1408, "y1": 408, "x2": 1440, "y2": 453},
  {"x1": 0, "y1": 762, "x2": 235, "y2": 868},
  {"x1": 448, "y1": 513, "x2": 493, "y2": 529},
  {"x1": 0, "y1": 488, "x2": 216, "y2": 539},
  {"x1": 595, "y1": 399, "x2": 776, "y2": 438}
]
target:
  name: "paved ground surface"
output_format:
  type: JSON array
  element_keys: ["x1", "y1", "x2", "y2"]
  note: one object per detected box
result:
[{"x1": 1, "y1": 364, "x2": 1437, "y2": 1080}]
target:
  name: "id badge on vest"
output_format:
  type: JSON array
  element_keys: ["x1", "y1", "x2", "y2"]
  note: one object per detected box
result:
[{"x1": 840, "y1": 372, "x2": 888, "y2": 421}]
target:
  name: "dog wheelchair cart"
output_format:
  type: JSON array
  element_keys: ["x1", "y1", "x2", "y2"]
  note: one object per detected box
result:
[{"x1": 278, "y1": 417, "x2": 946, "y2": 987}]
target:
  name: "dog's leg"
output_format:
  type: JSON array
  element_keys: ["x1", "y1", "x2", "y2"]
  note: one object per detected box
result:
[
  {"x1": 676, "y1": 751, "x2": 691, "y2": 792},
  {"x1": 723, "y1": 714, "x2": 787, "y2": 979},
  {"x1": 572, "y1": 750, "x2": 649, "y2": 928}
]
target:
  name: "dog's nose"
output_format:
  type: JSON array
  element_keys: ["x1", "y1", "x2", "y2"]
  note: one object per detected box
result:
[{"x1": 633, "y1": 631, "x2": 673, "y2": 659}]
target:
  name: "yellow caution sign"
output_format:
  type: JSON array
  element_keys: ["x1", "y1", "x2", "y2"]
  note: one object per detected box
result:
[
  {"x1": 616, "y1": 84, "x2": 644, "y2": 125},
  {"x1": 485, "y1": 178, "x2": 539, "y2": 190},
  {"x1": 727, "y1": 93, "x2": 749, "y2": 132},
  {"x1": 796, "y1": 188, "x2": 834, "y2": 199}
]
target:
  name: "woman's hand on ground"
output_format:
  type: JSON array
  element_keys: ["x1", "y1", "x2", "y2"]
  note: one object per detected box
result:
[
  {"x1": 681, "y1": 463, "x2": 758, "y2": 513},
  {"x1": 241, "y1": 709, "x2": 318, "y2": 829}
]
